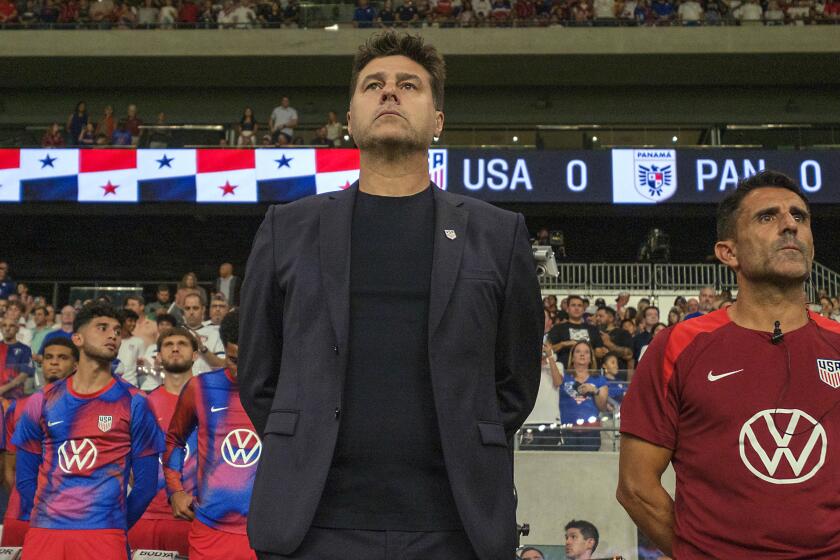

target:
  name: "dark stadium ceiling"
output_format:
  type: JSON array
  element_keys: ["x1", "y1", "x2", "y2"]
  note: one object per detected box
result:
[{"x1": 4, "y1": 53, "x2": 840, "y2": 89}]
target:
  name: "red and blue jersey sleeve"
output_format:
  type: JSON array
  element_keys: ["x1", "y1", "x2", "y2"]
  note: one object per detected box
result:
[
  {"x1": 4, "y1": 399, "x2": 17, "y2": 452},
  {"x1": 11, "y1": 391, "x2": 45, "y2": 455},
  {"x1": 620, "y1": 327, "x2": 680, "y2": 449},
  {"x1": 130, "y1": 392, "x2": 166, "y2": 460},
  {"x1": 163, "y1": 378, "x2": 200, "y2": 496}
]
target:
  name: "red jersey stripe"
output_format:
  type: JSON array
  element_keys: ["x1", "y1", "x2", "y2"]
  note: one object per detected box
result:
[
  {"x1": 0, "y1": 149, "x2": 20, "y2": 170},
  {"x1": 810, "y1": 310, "x2": 840, "y2": 335},
  {"x1": 79, "y1": 149, "x2": 136, "y2": 173},
  {"x1": 316, "y1": 149, "x2": 360, "y2": 173},
  {"x1": 661, "y1": 309, "x2": 731, "y2": 399},
  {"x1": 196, "y1": 149, "x2": 254, "y2": 174}
]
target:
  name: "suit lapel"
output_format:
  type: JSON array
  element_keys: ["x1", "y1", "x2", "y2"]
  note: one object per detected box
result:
[
  {"x1": 429, "y1": 187, "x2": 469, "y2": 336},
  {"x1": 320, "y1": 184, "x2": 357, "y2": 350}
]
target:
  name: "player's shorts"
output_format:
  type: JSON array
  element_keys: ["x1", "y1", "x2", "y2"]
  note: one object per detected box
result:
[
  {"x1": 22, "y1": 527, "x2": 129, "y2": 560},
  {"x1": 189, "y1": 519, "x2": 257, "y2": 560},
  {"x1": 1, "y1": 516, "x2": 30, "y2": 546},
  {"x1": 128, "y1": 517, "x2": 191, "y2": 557}
]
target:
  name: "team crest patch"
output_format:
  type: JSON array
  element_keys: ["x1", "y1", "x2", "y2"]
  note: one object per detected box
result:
[
  {"x1": 98, "y1": 415, "x2": 113, "y2": 432},
  {"x1": 817, "y1": 359, "x2": 840, "y2": 389}
]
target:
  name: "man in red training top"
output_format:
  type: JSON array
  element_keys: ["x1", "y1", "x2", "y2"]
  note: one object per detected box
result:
[
  {"x1": 618, "y1": 171, "x2": 840, "y2": 559},
  {"x1": 164, "y1": 310, "x2": 259, "y2": 560},
  {"x1": 128, "y1": 327, "x2": 199, "y2": 556},
  {"x1": 2, "y1": 337, "x2": 78, "y2": 546}
]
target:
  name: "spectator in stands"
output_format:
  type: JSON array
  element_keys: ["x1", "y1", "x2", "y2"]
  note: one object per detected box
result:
[
  {"x1": 237, "y1": 107, "x2": 259, "y2": 145},
  {"x1": 570, "y1": 0, "x2": 593, "y2": 22},
  {"x1": 673, "y1": 295, "x2": 687, "y2": 314},
  {"x1": 78, "y1": 121, "x2": 96, "y2": 145},
  {"x1": 176, "y1": 271, "x2": 207, "y2": 310},
  {"x1": 147, "y1": 285, "x2": 172, "y2": 318},
  {"x1": 309, "y1": 126, "x2": 333, "y2": 147},
  {"x1": 111, "y1": 119, "x2": 132, "y2": 145},
  {"x1": 125, "y1": 295, "x2": 158, "y2": 346},
  {"x1": 458, "y1": 0, "x2": 476, "y2": 24},
  {"x1": 114, "y1": 0, "x2": 137, "y2": 27},
  {"x1": 199, "y1": 0, "x2": 216, "y2": 25},
  {"x1": 213, "y1": 262, "x2": 240, "y2": 306},
  {"x1": 79, "y1": 0, "x2": 92, "y2": 23},
  {"x1": 179, "y1": 0, "x2": 201, "y2": 23},
  {"x1": 703, "y1": 0, "x2": 723, "y2": 21},
  {"x1": 40, "y1": 0, "x2": 60, "y2": 21},
  {"x1": 595, "y1": 306, "x2": 633, "y2": 369},
  {"x1": 560, "y1": 341, "x2": 608, "y2": 451},
  {"x1": 787, "y1": 0, "x2": 813, "y2": 22},
  {"x1": 523, "y1": 338, "x2": 563, "y2": 430},
  {"x1": 565, "y1": 519, "x2": 599, "y2": 560},
  {"x1": 677, "y1": 0, "x2": 702, "y2": 21},
  {"x1": 66, "y1": 102, "x2": 88, "y2": 146},
  {"x1": 593, "y1": 0, "x2": 617, "y2": 19},
  {"x1": 433, "y1": 0, "x2": 457, "y2": 24},
  {"x1": 19, "y1": 0, "x2": 38, "y2": 25},
  {"x1": 28, "y1": 305, "x2": 55, "y2": 374},
  {"x1": 269, "y1": 96, "x2": 298, "y2": 144},
  {"x1": 615, "y1": 291, "x2": 630, "y2": 317},
  {"x1": 229, "y1": 0, "x2": 257, "y2": 27},
  {"x1": 353, "y1": 0, "x2": 377, "y2": 27},
  {"x1": 632, "y1": 305, "x2": 659, "y2": 363},
  {"x1": 519, "y1": 547, "x2": 545, "y2": 560},
  {"x1": 0, "y1": 0, "x2": 19, "y2": 23},
  {"x1": 667, "y1": 306, "x2": 682, "y2": 326},
  {"x1": 734, "y1": 0, "x2": 762, "y2": 20},
  {"x1": 159, "y1": 0, "x2": 179, "y2": 26},
  {"x1": 684, "y1": 286, "x2": 713, "y2": 319},
  {"x1": 5, "y1": 302, "x2": 32, "y2": 347},
  {"x1": 89, "y1": 0, "x2": 115, "y2": 24},
  {"x1": 124, "y1": 104, "x2": 143, "y2": 145},
  {"x1": 602, "y1": 351, "x2": 628, "y2": 403},
  {"x1": 650, "y1": 0, "x2": 674, "y2": 20},
  {"x1": 825, "y1": 0, "x2": 840, "y2": 19},
  {"x1": 206, "y1": 294, "x2": 229, "y2": 329},
  {"x1": 549, "y1": 294, "x2": 606, "y2": 366},
  {"x1": 0, "y1": 317, "x2": 34, "y2": 400},
  {"x1": 137, "y1": 0, "x2": 160, "y2": 29},
  {"x1": 95, "y1": 105, "x2": 116, "y2": 139},
  {"x1": 41, "y1": 123, "x2": 66, "y2": 148},
  {"x1": 490, "y1": 0, "x2": 512, "y2": 23},
  {"x1": 58, "y1": 0, "x2": 80, "y2": 23},
  {"x1": 322, "y1": 111, "x2": 342, "y2": 146},
  {"x1": 764, "y1": 0, "x2": 784, "y2": 21},
  {"x1": 283, "y1": 0, "x2": 300, "y2": 26},
  {"x1": 181, "y1": 292, "x2": 225, "y2": 375},
  {"x1": 397, "y1": 0, "x2": 420, "y2": 23},
  {"x1": 376, "y1": 0, "x2": 396, "y2": 24},
  {"x1": 513, "y1": 0, "x2": 536, "y2": 24},
  {"x1": 116, "y1": 309, "x2": 145, "y2": 387}
]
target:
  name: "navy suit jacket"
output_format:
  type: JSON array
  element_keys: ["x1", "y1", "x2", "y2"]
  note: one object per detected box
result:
[{"x1": 238, "y1": 183, "x2": 543, "y2": 560}]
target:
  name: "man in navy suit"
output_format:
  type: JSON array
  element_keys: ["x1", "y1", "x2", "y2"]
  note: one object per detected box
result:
[{"x1": 239, "y1": 31, "x2": 543, "y2": 560}]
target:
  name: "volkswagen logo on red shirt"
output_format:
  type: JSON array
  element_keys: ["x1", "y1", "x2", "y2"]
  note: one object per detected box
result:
[{"x1": 57, "y1": 439, "x2": 98, "y2": 474}]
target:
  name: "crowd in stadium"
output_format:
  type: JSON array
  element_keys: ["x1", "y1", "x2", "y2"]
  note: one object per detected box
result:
[
  {"x1": 40, "y1": 98, "x2": 347, "y2": 148},
  {"x1": 0, "y1": 0, "x2": 838, "y2": 27}
]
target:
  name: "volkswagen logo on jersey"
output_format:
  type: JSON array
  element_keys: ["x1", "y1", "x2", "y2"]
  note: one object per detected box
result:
[
  {"x1": 221, "y1": 429, "x2": 262, "y2": 468},
  {"x1": 98, "y1": 415, "x2": 113, "y2": 433},
  {"x1": 57, "y1": 439, "x2": 98, "y2": 474},
  {"x1": 739, "y1": 408, "x2": 827, "y2": 485},
  {"x1": 817, "y1": 358, "x2": 840, "y2": 389}
]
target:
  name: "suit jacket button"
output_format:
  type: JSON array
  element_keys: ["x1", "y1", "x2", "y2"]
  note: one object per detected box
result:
[
  {"x1": 334, "y1": 408, "x2": 341, "y2": 419},
  {"x1": 333, "y1": 345, "x2": 339, "y2": 354}
]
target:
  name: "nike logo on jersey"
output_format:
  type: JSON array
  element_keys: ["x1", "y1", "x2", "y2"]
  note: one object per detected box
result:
[
  {"x1": 47, "y1": 420, "x2": 64, "y2": 427},
  {"x1": 211, "y1": 406, "x2": 229, "y2": 413},
  {"x1": 708, "y1": 369, "x2": 744, "y2": 382}
]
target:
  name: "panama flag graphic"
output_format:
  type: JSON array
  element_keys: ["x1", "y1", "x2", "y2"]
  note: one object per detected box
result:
[
  {"x1": 314, "y1": 149, "x2": 360, "y2": 194},
  {"x1": 196, "y1": 149, "x2": 257, "y2": 203},
  {"x1": 0, "y1": 149, "x2": 21, "y2": 202},
  {"x1": 138, "y1": 149, "x2": 197, "y2": 202},
  {"x1": 78, "y1": 149, "x2": 138, "y2": 202}
]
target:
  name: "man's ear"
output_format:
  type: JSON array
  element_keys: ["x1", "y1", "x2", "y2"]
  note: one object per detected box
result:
[
  {"x1": 715, "y1": 240, "x2": 738, "y2": 271},
  {"x1": 71, "y1": 332, "x2": 84, "y2": 348}
]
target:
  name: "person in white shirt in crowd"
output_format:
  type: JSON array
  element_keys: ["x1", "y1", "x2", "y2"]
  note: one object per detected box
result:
[
  {"x1": 734, "y1": 0, "x2": 762, "y2": 21},
  {"x1": 5, "y1": 302, "x2": 32, "y2": 348},
  {"x1": 593, "y1": 0, "x2": 616, "y2": 18},
  {"x1": 204, "y1": 294, "x2": 229, "y2": 331},
  {"x1": 116, "y1": 309, "x2": 146, "y2": 387},
  {"x1": 139, "y1": 313, "x2": 179, "y2": 391},
  {"x1": 231, "y1": 0, "x2": 257, "y2": 27},
  {"x1": 181, "y1": 293, "x2": 225, "y2": 375},
  {"x1": 677, "y1": 0, "x2": 703, "y2": 21},
  {"x1": 325, "y1": 111, "x2": 343, "y2": 146},
  {"x1": 269, "y1": 96, "x2": 299, "y2": 144},
  {"x1": 763, "y1": 0, "x2": 784, "y2": 21},
  {"x1": 125, "y1": 295, "x2": 158, "y2": 348},
  {"x1": 786, "y1": 0, "x2": 813, "y2": 22},
  {"x1": 159, "y1": 0, "x2": 179, "y2": 27},
  {"x1": 521, "y1": 313, "x2": 564, "y2": 448}
]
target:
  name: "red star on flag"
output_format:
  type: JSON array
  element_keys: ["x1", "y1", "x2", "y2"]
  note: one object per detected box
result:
[
  {"x1": 101, "y1": 181, "x2": 118, "y2": 195},
  {"x1": 219, "y1": 181, "x2": 238, "y2": 196},
  {"x1": 341, "y1": 181, "x2": 351, "y2": 190}
]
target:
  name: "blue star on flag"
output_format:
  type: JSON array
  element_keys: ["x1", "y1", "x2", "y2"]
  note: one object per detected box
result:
[
  {"x1": 39, "y1": 154, "x2": 57, "y2": 168},
  {"x1": 156, "y1": 154, "x2": 174, "y2": 168},
  {"x1": 275, "y1": 155, "x2": 293, "y2": 168}
]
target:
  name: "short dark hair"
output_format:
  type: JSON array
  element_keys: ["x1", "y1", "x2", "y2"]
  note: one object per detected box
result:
[
  {"x1": 33, "y1": 305, "x2": 48, "y2": 316},
  {"x1": 220, "y1": 309, "x2": 239, "y2": 347},
  {"x1": 73, "y1": 302, "x2": 120, "y2": 332},
  {"x1": 119, "y1": 309, "x2": 139, "y2": 323},
  {"x1": 604, "y1": 351, "x2": 621, "y2": 364},
  {"x1": 157, "y1": 326, "x2": 198, "y2": 352},
  {"x1": 518, "y1": 547, "x2": 544, "y2": 559},
  {"x1": 598, "y1": 305, "x2": 617, "y2": 319},
  {"x1": 565, "y1": 519, "x2": 599, "y2": 553},
  {"x1": 43, "y1": 337, "x2": 80, "y2": 362},
  {"x1": 156, "y1": 313, "x2": 178, "y2": 327},
  {"x1": 350, "y1": 31, "x2": 446, "y2": 111},
  {"x1": 157, "y1": 284, "x2": 170, "y2": 293},
  {"x1": 644, "y1": 305, "x2": 660, "y2": 317},
  {"x1": 184, "y1": 292, "x2": 206, "y2": 307},
  {"x1": 125, "y1": 294, "x2": 145, "y2": 306},
  {"x1": 567, "y1": 294, "x2": 584, "y2": 305},
  {"x1": 717, "y1": 170, "x2": 809, "y2": 241}
]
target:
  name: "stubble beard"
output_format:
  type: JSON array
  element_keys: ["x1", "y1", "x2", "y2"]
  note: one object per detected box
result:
[{"x1": 162, "y1": 357, "x2": 193, "y2": 374}]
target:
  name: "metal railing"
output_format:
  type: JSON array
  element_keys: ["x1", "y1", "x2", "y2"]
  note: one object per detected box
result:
[{"x1": 540, "y1": 261, "x2": 840, "y2": 299}]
